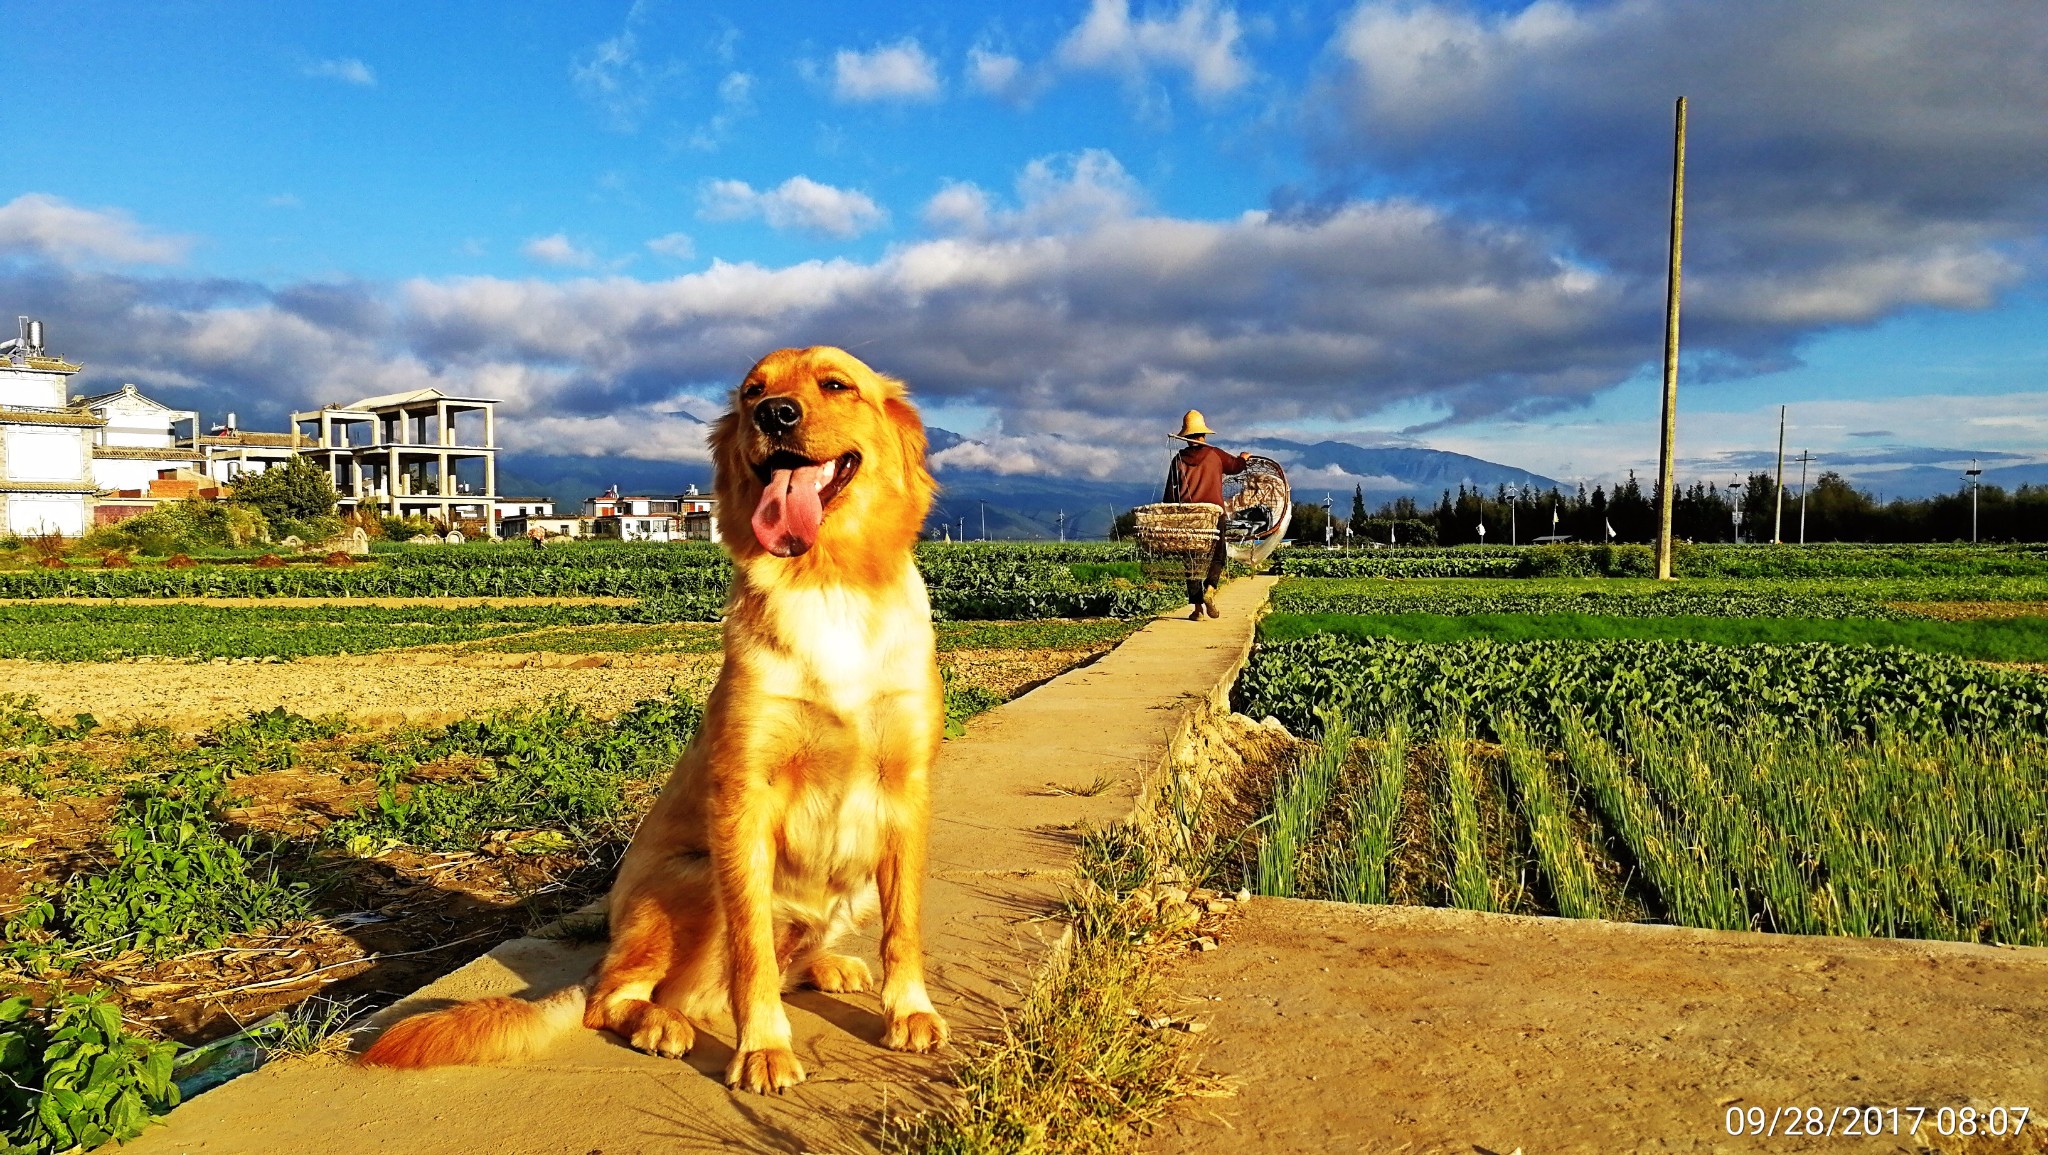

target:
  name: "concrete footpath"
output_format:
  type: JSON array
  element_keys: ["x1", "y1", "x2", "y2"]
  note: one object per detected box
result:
[{"x1": 126, "y1": 577, "x2": 1278, "y2": 1155}]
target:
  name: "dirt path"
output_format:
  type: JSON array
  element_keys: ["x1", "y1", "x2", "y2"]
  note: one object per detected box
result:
[{"x1": 1146, "y1": 899, "x2": 2048, "y2": 1155}]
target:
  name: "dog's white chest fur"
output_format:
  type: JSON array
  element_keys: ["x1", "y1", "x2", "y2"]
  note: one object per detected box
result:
[{"x1": 754, "y1": 575, "x2": 935, "y2": 714}]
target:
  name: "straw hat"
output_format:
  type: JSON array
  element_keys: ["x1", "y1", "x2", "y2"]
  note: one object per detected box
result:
[{"x1": 1176, "y1": 409, "x2": 1214, "y2": 439}]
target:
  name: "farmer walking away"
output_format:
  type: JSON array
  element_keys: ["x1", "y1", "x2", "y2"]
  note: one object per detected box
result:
[{"x1": 1163, "y1": 409, "x2": 1246, "y2": 620}]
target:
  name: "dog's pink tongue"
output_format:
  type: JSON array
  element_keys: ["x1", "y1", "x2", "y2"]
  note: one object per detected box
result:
[{"x1": 751, "y1": 463, "x2": 827, "y2": 556}]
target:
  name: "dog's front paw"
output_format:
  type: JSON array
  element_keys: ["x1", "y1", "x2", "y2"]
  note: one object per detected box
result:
[
  {"x1": 625, "y1": 1006, "x2": 696, "y2": 1059},
  {"x1": 727, "y1": 1046, "x2": 806, "y2": 1094},
  {"x1": 804, "y1": 954, "x2": 874, "y2": 993},
  {"x1": 883, "y1": 1010, "x2": 949, "y2": 1053}
]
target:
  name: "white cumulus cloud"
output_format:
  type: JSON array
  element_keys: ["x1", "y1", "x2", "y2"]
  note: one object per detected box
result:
[
  {"x1": 645, "y1": 232, "x2": 696, "y2": 260},
  {"x1": 522, "y1": 234, "x2": 599, "y2": 268},
  {"x1": 1313, "y1": 0, "x2": 2048, "y2": 358},
  {"x1": 832, "y1": 39, "x2": 941, "y2": 102},
  {"x1": 922, "y1": 150, "x2": 1145, "y2": 238},
  {"x1": 1057, "y1": 0, "x2": 1251, "y2": 99},
  {"x1": 698, "y1": 177, "x2": 888, "y2": 239},
  {"x1": 0, "y1": 193, "x2": 192, "y2": 266},
  {"x1": 966, "y1": 45, "x2": 1048, "y2": 106},
  {"x1": 302, "y1": 57, "x2": 376, "y2": 86}
]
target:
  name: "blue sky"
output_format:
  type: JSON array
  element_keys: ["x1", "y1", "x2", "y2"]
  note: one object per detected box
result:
[{"x1": 4, "y1": 0, "x2": 2045, "y2": 497}]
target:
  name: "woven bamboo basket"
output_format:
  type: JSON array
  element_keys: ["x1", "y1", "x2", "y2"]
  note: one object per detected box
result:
[
  {"x1": 1219, "y1": 456, "x2": 1291, "y2": 566},
  {"x1": 1135, "y1": 502, "x2": 1223, "y2": 579}
]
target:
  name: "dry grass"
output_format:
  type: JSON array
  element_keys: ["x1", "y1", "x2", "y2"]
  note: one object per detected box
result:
[
  {"x1": 1033, "y1": 773, "x2": 1119, "y2": 799},
  {"x1": 889, "y1": 828, "x2": 1229, "y2": 1154}
]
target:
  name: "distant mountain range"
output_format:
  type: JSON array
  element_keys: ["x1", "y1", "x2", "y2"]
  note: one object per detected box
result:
[
  {"x1": 498, "y1": 432, "x2": 1565, "y2": 540},
  {"x1": 1842, "y1": 461, "x2": 2048, "y2": 502}
]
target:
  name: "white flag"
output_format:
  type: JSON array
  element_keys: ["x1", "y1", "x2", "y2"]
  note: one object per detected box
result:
[
  {"x1": 1552, "y1": 507, "x2": 1560, "y2": 530},
  {"x1": 1476, "y1": 522, "x2": 1487, "y2": 537},
  {"x1": 1605, "y1": 518, "x2": 1616, "y2": 540}
]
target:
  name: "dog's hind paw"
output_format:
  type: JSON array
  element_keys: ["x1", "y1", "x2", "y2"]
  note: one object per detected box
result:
[
  {"x1": 727, "y1": 1046, "x2": 807, "y2": 1094},
  {"x1": 883, "y1": 1010, "x2": 949, "y2": 1053},
  {"x1": 803, "y1": 954, "x2": 874, "y2": 993}
]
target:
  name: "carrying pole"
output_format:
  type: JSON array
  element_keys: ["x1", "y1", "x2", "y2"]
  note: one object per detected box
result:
[{"x1": 1654, "y1": 96, "x2": 1687, "y2": 580}]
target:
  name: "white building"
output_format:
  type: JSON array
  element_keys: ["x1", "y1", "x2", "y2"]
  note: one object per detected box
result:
[
  {"x1": 79, "y1": 384, "x2": 202, "y2": 493},
  {"x1": 494, "y1": 496, "x2": 555, "y2": 521},
  {"x1": 186, "y1": 414, "x2": 307, "y2": 486},
  {"x1": 592, "y1": 514, "x2": 674, "y2": 542},
  {"x1": 0, "y1": 317, "x2": 96, "y2": 537}
]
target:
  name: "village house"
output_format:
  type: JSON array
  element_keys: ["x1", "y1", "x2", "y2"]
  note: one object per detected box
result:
[
  {"x1": 579, "y1": 484, "x2": 718, "y2": 543},
  {"x1": 184, "y1": 413, "x2": 308, "y2": 487},
  {"x1": 0, "y1": 317, "x2": 96, "y2": 536}
]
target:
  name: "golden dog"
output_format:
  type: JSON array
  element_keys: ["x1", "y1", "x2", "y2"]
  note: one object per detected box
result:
[{"x1": 361, "y1": 347, "x2": 948, "y2": 1093}]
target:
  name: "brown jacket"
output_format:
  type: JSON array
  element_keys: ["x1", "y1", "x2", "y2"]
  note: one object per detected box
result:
[{"x1": 1163, "y1": 443, "x2": 1247, "y2": 508}]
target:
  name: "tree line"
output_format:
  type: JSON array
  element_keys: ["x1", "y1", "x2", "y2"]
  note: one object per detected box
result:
[{"x1": 1284, "y1": 474, "x2": 2048, "y2": 545}]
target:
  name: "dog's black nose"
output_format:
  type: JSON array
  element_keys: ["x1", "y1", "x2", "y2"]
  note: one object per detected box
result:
[{"x1": 754, "y1": 397, "x2": 802, "y2": 436}]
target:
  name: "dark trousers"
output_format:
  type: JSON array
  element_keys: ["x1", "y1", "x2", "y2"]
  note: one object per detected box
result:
[{"x1": 1186, "y1": 538, "x2": 1226, "y2": 606}]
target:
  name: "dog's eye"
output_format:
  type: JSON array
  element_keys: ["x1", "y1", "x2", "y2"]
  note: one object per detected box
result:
[
  {"x1": 743, "y1": 383, "x2": 766, "y2": 399},
  {"x1": 821, "y1": 379, "x2": 852, "y2": 393}
]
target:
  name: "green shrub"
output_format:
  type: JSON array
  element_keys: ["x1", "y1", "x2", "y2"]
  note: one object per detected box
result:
[
  {"x1": 83, "y1": 500, "x2": 268, "y2": 555},
  {"x1": 227, "y1": 456, "x2": 337, "y2": 526}
]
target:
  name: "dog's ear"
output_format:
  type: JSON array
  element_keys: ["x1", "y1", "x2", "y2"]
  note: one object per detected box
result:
[
  {"x1": 709, "y1": 409, "x2": 753, "y2": 545},
  {"x1": 883, "y1": 393, "x2": 937, "y2": 517},
  {"x1": 709, "y1": 410, "x2": 742, "y2": 490}
]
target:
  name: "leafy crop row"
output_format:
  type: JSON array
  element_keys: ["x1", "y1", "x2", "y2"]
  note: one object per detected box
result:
[
  {"x1": 1238, "y1": 635, "x2": 2048, "y2": 744},
  {"x1": 1258, "y1": 612, "x2": 2048, "y2": 663},
  {"x1": 1269, "y1": 542, "x2": 2048, "y2": 579},
  {"x1": 1241, "y1": 707, "x2": 2048, "y2": 946},
  {"x1": 0, "y1": 540, "x2": 1180, "y2": 620},
  {"x1": 1270, "y1": 580, "x2": 1921, "y2": 619},
  {"x1": 329, "y1": 696, "x2": 700, "y2": 852}
]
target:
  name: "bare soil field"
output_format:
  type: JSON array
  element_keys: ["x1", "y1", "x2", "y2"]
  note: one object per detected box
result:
[
  {"x1": 0, "y1": 646, "x2": 1097, "y2": 730},
  {"x1": 1149, "y1": 899, "x2": 2048, "y2": 1155},
  {"x1": 0, "y1": 596, "x2": 637, "y2": 607}
]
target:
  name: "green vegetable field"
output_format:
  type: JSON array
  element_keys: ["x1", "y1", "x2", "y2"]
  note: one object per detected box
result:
[
  {"x1": 1232, "y1": 550, "x2": 2048, "y2": 950},
  {"x1": 0, "y1": 540, "x2": 1186, "y2": 620}
]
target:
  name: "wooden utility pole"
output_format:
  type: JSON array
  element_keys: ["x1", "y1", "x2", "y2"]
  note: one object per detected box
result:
[
  {"x1": 1772, "y1": 405, "x2": 1786, "y2": 544},
  {"x1": 1797, "y1": 449, "x2": 1811, "y2": 545},
  {"x1": 1654, "y1": 96, "x2": 1687, "y2": 580}
]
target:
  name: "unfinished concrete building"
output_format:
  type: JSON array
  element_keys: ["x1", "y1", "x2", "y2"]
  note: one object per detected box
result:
[{"x1": 293, "y1": 389, "x2": 499, "y2": 528}]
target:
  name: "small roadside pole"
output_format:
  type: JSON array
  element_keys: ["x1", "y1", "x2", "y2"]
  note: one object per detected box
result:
[
  {"x1": 1654, "y1": 96, "x2": 1688, "y2": 580},
  {"x1": 1773, "y1": 405, "x2": 1787, "y2": 544},
  {"x1": 1966, "y1": 459, "x2": 1983, "y2": 542}
]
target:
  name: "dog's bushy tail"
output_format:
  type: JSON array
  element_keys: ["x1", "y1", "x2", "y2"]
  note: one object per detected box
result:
[{"x1": 359, "y1": 984, "x2": 588, "y2": 1068}]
